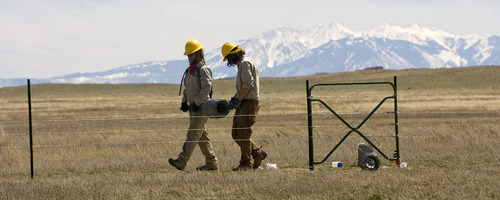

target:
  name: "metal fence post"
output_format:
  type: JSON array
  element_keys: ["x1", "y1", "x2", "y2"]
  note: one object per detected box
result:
[
  {"x1": 306, "y1": 80, "x2": 314, "y2": 170},
  {"x1": 27, "y1": 79, "x2": 34, "y2": 179},
  {"x1": 393, "y1": 76, "x2": 400, "y2": 166}
]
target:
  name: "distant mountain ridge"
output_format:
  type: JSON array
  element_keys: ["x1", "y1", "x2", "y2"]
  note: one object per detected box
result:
[{"x1": 2, "y1": 22, "x2": 499, "y2": 87}]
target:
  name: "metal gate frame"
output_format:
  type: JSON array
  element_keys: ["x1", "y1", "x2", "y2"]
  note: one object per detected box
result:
[{"x1": 306, "y1": 76, "x2": 400, "y2": 170}]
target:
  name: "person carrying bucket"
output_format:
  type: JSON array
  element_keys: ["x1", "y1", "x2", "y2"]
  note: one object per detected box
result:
[{"x1": 169, "y1": 39, "x2": 219, "y2": 171}]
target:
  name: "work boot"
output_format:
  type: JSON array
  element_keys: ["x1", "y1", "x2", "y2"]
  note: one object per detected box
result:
[
  {"x1": 196, "y1": 165, "x2": 219, "y2": 171},
  {"x1": 253, "y1": 148, "x2": 268, "y2": 169},
  {"x1": 168, "y1": 158, "x2": 184, "y2": 171},
  {"x1": 232, "y1": 165, "x2": 252, "y2": 171}
]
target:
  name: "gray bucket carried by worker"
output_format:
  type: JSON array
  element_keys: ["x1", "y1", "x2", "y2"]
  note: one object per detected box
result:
[{"x1": 202, "y1": 98, "x2": 230, "y2": 118}]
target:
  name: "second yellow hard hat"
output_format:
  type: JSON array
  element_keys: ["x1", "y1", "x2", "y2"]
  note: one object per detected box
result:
[{"x1": 221, "y1": 42, "x2": 242, "y2": 61}]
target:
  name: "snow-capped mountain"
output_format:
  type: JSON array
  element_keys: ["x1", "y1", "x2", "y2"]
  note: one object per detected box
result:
[
  {"x1": 2, "y1": 22, "x2": 499, "y2": 88},
  {"x1": 206, "y1": 22, "x2": 499, "y2": 78}
]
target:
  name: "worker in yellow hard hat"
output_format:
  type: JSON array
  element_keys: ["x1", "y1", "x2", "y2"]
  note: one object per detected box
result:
[
  {"x1": 169, "y1": 39, "x2": 219, "y2": 171},
  {"x1": 221, "y1": 42, "x2": 268, "y2": 171}
]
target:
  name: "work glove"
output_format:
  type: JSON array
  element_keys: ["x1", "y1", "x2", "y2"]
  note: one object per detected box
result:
[
  {"x1": 228, "y1": 97, "x2": 240, "y2": 110},
  {"x1": 180, "y1": 102, "x2": 189, "y2": 112},
  {"x1": 191, "y1": 102, "x2": 200, "y2": 112}
]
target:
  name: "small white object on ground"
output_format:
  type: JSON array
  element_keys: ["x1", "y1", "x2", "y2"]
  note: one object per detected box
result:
[{"x1": 265, "y1": 163, "x2": 277, "y2": 170}]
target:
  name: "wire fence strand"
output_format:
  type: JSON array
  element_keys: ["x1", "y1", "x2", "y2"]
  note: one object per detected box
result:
[{"x1": 1, "y1": 110, "x2": 497, "y2": 125}]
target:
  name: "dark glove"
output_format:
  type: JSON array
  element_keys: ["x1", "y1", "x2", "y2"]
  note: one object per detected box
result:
[
  {"x1": 228, "y1": 97, "x2": 240, "y2": 110},
  {"x1": 180, "y1": 102, "x2": 189, "y2": 112},
  {"x1": 191, "y1": 102, "x2": 200, "y2": 112}
]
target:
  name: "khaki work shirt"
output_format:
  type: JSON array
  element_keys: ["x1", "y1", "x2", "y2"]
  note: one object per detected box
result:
[
  {"x1": 236, "y1": 55, "x2": 260, "y2": 101},
  {"x1": 182, "y1": 62, "x2": 212, "y2": 106}
]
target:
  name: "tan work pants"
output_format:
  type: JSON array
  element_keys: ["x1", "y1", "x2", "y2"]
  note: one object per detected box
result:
[
  {"x1": 177, "y1": 109, "x2": 218, "y2": 168},
  {"x1": 232, "y1": 99, "x2": 260, "y2": 167}
]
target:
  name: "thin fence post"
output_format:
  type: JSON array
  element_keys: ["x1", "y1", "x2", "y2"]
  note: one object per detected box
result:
[
  {"x1": 306, "y1": 80, "x2": 314, "y2": 171},
  {"x1": 394, "y1": 76, "x2": 400, "y2": 167},
  {"x1": 27, "y1": 79, "x2": 34, "y2": 179}
]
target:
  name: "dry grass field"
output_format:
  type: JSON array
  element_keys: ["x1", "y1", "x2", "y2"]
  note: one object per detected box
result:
[{"x1": 0, "y1": 66, "x2": 499, "y2": 199}]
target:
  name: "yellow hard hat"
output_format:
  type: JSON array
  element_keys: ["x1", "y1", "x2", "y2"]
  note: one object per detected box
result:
[
  {"x1": 184, "y1": 39, "x2": 204, "y2": 55},
  {"x1": 221, "y1": 42, "x2": 242, "y2": 61}
]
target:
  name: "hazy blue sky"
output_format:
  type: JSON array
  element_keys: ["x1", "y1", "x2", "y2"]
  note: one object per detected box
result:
[{"x1": 1, "y1": 0, "x2": 499, "y2": 79}]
